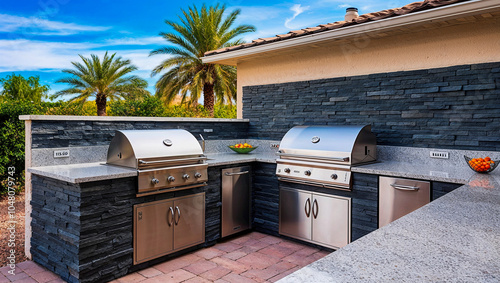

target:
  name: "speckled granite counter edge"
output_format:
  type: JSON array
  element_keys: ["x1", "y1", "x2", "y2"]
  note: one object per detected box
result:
[
  {"x1": 27, "y1": 163, "x2": 137, "y2": 183},
  {"x1": 351, "y1": 164, "x2": 469, "y2": 184},
  {"x1": 27, "y1": 153, "x2": 277, "y2": 183}
]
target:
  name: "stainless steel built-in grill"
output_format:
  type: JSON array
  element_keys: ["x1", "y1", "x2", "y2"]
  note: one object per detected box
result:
[
  {"x1": 276, "y1": 125, "x2": 376, "y2": 190},
  {"x1": 106, "y1": 129, "x2": 208, "y2": 196}
]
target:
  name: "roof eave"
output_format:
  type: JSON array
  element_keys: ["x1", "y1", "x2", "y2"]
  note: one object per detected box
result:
[{"x1": 201, "y1": 0, "x2": 500, "y2": 65}]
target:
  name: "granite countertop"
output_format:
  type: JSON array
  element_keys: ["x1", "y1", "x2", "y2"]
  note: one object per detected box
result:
[
  {"x1": 206, "y1": 152, "x2": 277, "y2": 166},
  {"x1": 27, "y1": 152, "x2": 277, "y2": 183},
  {"x1": 351, "y1": 160, "x2": 475, "y2": 184},
  {"x1": 280, "y1": 171, "x2": 500, "y2": 282},
  {"x1": 28, "y1": 162, "x2": 137, "y2": 183}
]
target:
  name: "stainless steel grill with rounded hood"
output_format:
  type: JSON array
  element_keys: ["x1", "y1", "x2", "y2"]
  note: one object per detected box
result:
[
  {"x1": 106, "y1": 129, "x2": 207, "y2": 196},
  {"x1": 276, "y1": 125, "x2": 377, "y2": 190}
]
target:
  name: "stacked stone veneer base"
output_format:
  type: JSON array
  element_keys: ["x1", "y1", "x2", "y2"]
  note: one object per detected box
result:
[
  {"x1": 243, "y1": 62, "x2": 500, "y2": 151},
  {"x1": 30, "y1": 164, "x2": 229, "y2": 283},
  {"x1": 252, "y1": 163, "x2": 280, "y2": 236}
]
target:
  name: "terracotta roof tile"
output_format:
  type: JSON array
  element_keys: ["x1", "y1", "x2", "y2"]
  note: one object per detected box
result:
[
  {"x1": 304, "y1": 26, "x2": 323, "y2": 32},
  {"x1": 252, "y1": 38, "x2": 266, "y2": 43},
  {"x1": 204, "y1": 0, "x2": 469, "y2": 57},
  {"x1": 289, "y1": 30, "x2": 307, "y2": 36}
]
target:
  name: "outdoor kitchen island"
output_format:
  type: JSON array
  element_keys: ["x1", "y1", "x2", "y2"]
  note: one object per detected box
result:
[
  {"x1": 26, "y1": 152, "x2": 277, "y2": 283},
  {"x1": 27, "y1": 148, "x2": 500, "y2": 282},
  {"x1": 280, "y1": 165, "x2": 500, "y2": 282}
]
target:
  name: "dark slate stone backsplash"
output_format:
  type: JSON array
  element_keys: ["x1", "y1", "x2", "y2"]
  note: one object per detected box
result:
[
  {"x1": 31, "y1": 121, "x2": 248, "y2": 149},
  {"x1": 243, "y1": 62, "x2": 500, "y2": 151}
]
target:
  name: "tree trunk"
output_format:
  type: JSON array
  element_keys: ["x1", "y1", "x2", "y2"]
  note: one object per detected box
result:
[
  {"x1": 96, "y1": 93, "x2": 107, "y2": 116},
  {"x1": 203, "y1": 83, "x2": 215, "y2": 117}
]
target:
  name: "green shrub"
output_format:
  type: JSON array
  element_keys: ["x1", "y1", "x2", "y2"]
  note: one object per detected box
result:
[
  {"x1": 213, "y1": 104, "x2": 237, "y2": 118},
  {"x1": 0, "y1": 101, "x2": 44, "y2": 195},
  {"x1": 163, "y1": 104, "x2": 236, "y2": 118},
  {"x1": 163, "y1": 105, "x2": 207, "y2": 117},
  {"x1": 108, "y1": 97, "x2": 237, "y2": 118},
  {"x1": 108, "y1": 96, "x2": 165, "y2": 117},
  {"x1": 43, "y1": 101, "x2": 98, "y2": 116}
]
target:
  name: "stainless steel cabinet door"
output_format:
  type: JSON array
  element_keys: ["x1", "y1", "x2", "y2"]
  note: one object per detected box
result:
[
  {"x1": 279, "y1": 188, "x2": 312, "y2": 241},
  {"x1": 134, "y1": 199, "x2": 174, "y2": 264},
  {"x1": 379, "y1": 176, "x2": 430, "y2": 228},
  {"x1": 173, "y1": 193, "x2": 205, "y2": 250},
  {"x1": 312, "y1": 194, "x2": 351, "y2": 249}
]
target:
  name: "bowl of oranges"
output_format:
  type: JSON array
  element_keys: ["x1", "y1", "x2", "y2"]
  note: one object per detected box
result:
[
  {"x1": 228, "y1": 143, "x2": 257, "y2": 154},
  {"x1": 465, "y1": 155, "x2": 498, "y2": 173}
]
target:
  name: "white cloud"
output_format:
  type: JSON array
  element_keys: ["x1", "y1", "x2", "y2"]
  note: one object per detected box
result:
[
  {"x1": 0, "y1": 13, "x2": 110, "y2": 36},
  {"x1": 285, "y1": 4, "x2": 311, "y2": 29},
  {"x1": 105, "y1": 36, "x2": 165, "y2": 46},
  {"x1": 0, "y1": 38, "x2": 166, "y2": 73},
  {"x1": 0, "y1": 39, "x2": 97, "y2": 72}
]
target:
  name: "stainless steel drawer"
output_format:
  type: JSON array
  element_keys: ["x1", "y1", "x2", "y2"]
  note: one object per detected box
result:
[{"x1": 379, "y1": 176, "x2": 430, "y2": 228}]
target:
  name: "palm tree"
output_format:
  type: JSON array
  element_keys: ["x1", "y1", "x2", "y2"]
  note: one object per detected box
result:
[
  {"x1": 54, "y1": 52, "x2": 149, "y2": 116},
  {"x1": 150, "y1": 4, "x2": 255, "y2": 116}
]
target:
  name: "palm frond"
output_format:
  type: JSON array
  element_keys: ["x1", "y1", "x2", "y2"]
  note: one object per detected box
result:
[
  {"x1": 56, "y1": 51, "x2": 148, "y2": 115},
  {"x1": 151, "y1": 4, "x2": 255, "y2": 115}
]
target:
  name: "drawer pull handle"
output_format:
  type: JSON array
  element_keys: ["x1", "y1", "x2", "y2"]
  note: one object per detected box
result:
[
  {"x1": 225, "y1": 171, "x2": 249, "y2": 176},
  {"x1": 390, "y1": 183, "x2": 420, "y2": 191}
]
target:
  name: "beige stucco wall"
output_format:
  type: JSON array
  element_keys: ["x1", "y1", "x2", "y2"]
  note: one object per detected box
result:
[{"x1": 236, "y1": 16, "x2": 500, "y2": 118}]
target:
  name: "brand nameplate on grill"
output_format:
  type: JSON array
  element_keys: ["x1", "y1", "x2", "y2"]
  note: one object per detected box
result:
[{"x1": 163, "y1": 139, "x2": 173, "y2": 146}]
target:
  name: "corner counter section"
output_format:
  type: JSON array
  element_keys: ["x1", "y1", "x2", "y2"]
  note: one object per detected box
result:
[{"x1": 279, "y1": 172, "x2": 500, "y2": 282}]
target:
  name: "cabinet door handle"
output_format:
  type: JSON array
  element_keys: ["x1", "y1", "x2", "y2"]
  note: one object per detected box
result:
[
  {"x1": 168, "y1": 207, "x2": 174, "y2": 226},
  {"x1": 305, "y1": 198, "x2": 311, "y2": 217},
  {"x1": 312, "y1": 199, "x2": 318, "y2": 219},
  {"x1": 390, "y1": 183, "x2": 420, "y2": 191},
  {"x1": 175, "y1": 206, "x2": 181, "y2": 225}
]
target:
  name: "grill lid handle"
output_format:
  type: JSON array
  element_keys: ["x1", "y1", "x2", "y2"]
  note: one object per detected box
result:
[
  {"x1": 276, "y1": 152, "x2": 349, "y2": 162},
  {"x1": 139, "y1": 156, "x2": 207, "y2": 165}
]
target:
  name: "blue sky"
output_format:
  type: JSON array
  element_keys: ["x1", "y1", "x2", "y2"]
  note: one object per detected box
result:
[{"x1": 0, "y1": 0, "x2": 409, "y2": 99}]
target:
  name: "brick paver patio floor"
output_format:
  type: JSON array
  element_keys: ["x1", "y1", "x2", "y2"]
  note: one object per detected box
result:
[{"x1": 0, "y1": 232, "x2": 330, "y2": 282}]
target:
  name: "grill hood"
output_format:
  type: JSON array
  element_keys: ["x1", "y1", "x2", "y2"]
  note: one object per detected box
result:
[
  {"x1": 278, "y1": 125, "x2": 376, "y2": 165},
  {"x1": 107, "y1": 129, "x2": 204, "y2": 169}
]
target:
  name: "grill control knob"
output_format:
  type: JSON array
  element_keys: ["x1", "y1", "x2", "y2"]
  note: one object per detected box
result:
[
  {"x1": 167, "y1": 176, "x2": 175, "y2": 183},
  {"x1": 182, "y1": 174, "x2": 190, "y2": 180},
  {"x1": 331, "y1": 174, "x2": 338, "y2": 180},
  {"x1": 194, "y1": 172, "x2": 202, "y2": 179},
  {"x1": 284, "y1": 168, "x2": 291, "y2": 173},
  {"x1": 151, "y1": 178, "x2": 160, "y2": 185},
  {"x1": 304, "y1": 170, "x2": 312, "y2": 176}
]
